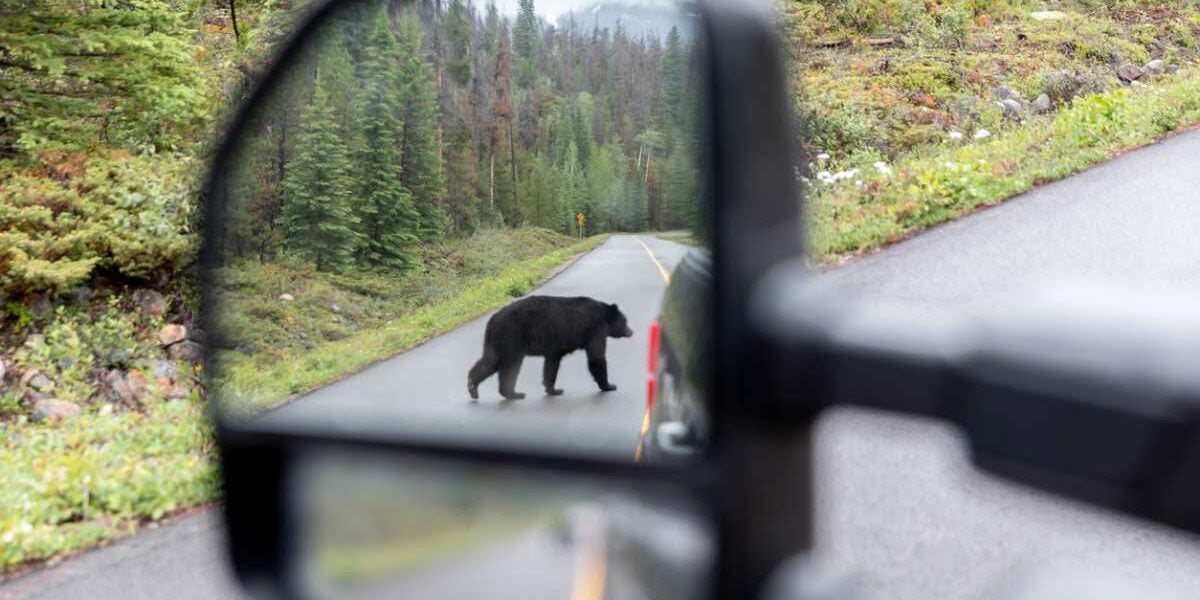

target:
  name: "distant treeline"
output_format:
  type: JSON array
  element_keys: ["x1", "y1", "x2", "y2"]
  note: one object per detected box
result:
[{"x1": 226, "y1": 0, "x2": 703, "y2": 273}]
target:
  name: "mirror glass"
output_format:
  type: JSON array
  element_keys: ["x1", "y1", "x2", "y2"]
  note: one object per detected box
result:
[
  {"x1": 206, "y1": 0, "x2": 709, "y2": 463},
  {"x1": 289, "y1": 450, "x2": 714, "y2": 599}
]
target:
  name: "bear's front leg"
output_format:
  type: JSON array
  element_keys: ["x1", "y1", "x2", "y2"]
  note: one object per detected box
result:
[
  {"x1": 543, "y1": 355, "x2": 564, "y2": 396},
  {"x1": 586, "y1": 336, "x2": 617, "y2": 392},
  {"x1": 498, "y1": 358, "x2": 526, "y2": 400},
  {"x1": 588, "y1": 358, "x2": 617, "y2": 392}
]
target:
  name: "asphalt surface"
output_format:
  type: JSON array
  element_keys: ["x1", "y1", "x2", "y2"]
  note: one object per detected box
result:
[
  {"x1": 811, "y1": 127, "x2": 1200, "y2": 599},
  {"x1": 257, "y1": 234, "x2": 689, "y2": 460},
  {"x1": 8, "y1": 129, "x2": 1200, "y2": 599}
]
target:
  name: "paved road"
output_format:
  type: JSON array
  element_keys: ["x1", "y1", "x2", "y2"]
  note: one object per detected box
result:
[
  {"x1": 812, "y1": 127, "x2": 1200, "y2": 599},
  {"x1": 259, "y1": 234, "x2": 689, "y2": 461},
  {"x1": 9, "y1": 128, "x2": 1200, "y2": 599}
]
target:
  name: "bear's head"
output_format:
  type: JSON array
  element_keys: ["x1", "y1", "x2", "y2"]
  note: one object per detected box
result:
[{"x1": 606, "y1": 303, "x2": 634, "y2": 338}]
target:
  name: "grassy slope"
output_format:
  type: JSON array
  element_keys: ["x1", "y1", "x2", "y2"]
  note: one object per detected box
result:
[
  {"x1": 786, "y1": 1, "x2": 1200, "y2": 260},
  {"x1": 213, "y1": 228, "x2": 606, "y2": 414}
]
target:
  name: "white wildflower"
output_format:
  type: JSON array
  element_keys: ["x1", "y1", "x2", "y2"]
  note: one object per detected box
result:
[
  {"x1": 948, "y1": 130, "x2": 964, "y2": 141},
  {"x1": 873, "y1": 161, "x2": 892, "y2": 175},
  {"x1": 816, "y1": 152, "x2": 831, "y2": 161},
  {"x1": 975, "y1": 128, "x2": 991, "y2": 139}
]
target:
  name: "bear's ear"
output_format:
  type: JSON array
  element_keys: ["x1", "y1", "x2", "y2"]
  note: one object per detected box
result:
[{"x1": 607, "y1": 303, "x2": 620, "y2": 314}]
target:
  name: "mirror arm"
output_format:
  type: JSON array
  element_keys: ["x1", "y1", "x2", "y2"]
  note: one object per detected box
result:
[{"x1": 752, "y1": 261, "x2": 1200, "y2": 535}]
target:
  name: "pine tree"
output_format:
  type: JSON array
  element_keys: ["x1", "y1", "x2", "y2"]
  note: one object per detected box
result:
[
  {"x1": 514, "y1": 0, "x2": 539, "y2": 87},
  {"x1": 354, "y1": 9, "x2": 421, "y2": 270},
  {"x1": 396, "y1": 10, "x2": 448, "y2": 241},
  {"x1": 278, "y1": 77, "x2": 360, "y2": 272}
]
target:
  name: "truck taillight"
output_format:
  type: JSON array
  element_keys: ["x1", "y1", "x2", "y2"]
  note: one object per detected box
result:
[
  {"x1": 648, "y1": 319, "x2": 661, "y2": 374},
  {"x1": 646, "y1": 319, "x2": 661, "y2": 414}
]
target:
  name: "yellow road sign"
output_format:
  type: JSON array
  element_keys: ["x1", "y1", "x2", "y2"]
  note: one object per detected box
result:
[{"x1": 576, "y1": 213, "x2": 585, "y2": 227}]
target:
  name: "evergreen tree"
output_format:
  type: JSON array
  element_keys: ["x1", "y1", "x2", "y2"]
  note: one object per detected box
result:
[
  {"x1": 396, "y1": 10, "x2": 448, "y2": 241},
  {"x1": 278, "y1": 78, "x2": 360, "y2": 272},
  {"x1": 354, "y1": 10, "x2": 421, "y2": 269},
  {"x1": 514, "y1": 0, "x2": 539, "y2": 87}
]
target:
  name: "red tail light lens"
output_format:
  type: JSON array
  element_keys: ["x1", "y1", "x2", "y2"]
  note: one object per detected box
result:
[
  {"x1": 648, "y1": 319, "x2": 661, "y2": 374},
  {"x1": 646, "y1": 375, "x2": 657, "y2": 414}
]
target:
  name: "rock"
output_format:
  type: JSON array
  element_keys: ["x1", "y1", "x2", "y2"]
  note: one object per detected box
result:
[
  {"x1": 992, "y1": 85, "x2": 1020, "y2": 101},
  {"x1": 28, "y1": 295, "x2": 53, "y2": 319},
  {"x1": 104, "y1": 348, "x2": 133, "y2": 367},
  {"x1": 278, "y1": 293, "x2": 295, "y2": 302},
  {"x1": 104, "y1": 369, "x2": 135, "y2": 404},
  {"x1": 69, "y1": 287, "x2": 95, "y2": 306},
  {"x1": 132, "y1": 289, "x2": 167, "y2": 316},
  {"x1": 1030, "y1": 10, "x2": 1067, "y2": 21},
  {"x1": 24, "y1": 388, "x2": 53, "y2": 402},
  {"x1": 28, "y1": 372, "x2": 53, "y2": 392},
  {"x1": 150, "y1": 359, "x2": 183, "y2": 383},
  {"x1": 999, "y1": 98, "x2": 1024, "y2": 119},
  {"x1": 55, "y1": 357, "x2": 77, "y2": 371},
  {"x1": 1142, "y1": 59, "x2": 1166, "y2": 76},
  {"x1": 330, "y1": 303, "x2": 341, "y2": 313},
  {"x1": 1031, "y1": 93, "x2": 1052, "y2": 114},
  {"x1": 126, "y1": 370, "x2": 147, "y2": 400},
  {"x1": 1168, "y1": 64, "x2": 1180, "y2": 74},
  {"x1": 166, "y1": 384, "x2": 192, "y2": 400},
  {"x1": 1116, "y1": 63, "x2": 1143, "y2": 83},
  {"x1": 159, "y1": 324, "x2": 187, "y2": 346},
  {"x1": 32, "y1": 399, "x2": 80, "y2": 423},
  {"x1": 168, "y1": 341, "x2": 203, "y2": 364}
]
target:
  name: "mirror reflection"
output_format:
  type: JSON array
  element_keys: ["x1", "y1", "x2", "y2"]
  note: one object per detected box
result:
[
  {"x1": 291, "y1": 451, "x2": 713, "y2": 600},
  {"x1": 208, "y1": 0, "x2": 708, "y2": 462}
]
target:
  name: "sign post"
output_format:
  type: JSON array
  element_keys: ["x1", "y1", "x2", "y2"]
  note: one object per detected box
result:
[{"x1": 576, "y1": 213, "x2": 585, "y2": 239}]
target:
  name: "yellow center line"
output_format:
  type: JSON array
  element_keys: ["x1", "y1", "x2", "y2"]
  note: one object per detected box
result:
[
  {"x1": 637, "y1": 237, "x2": 671, "y2": 284},
  {"x1": 568, "y1": 516, "x2": 609, "y2": 600}
]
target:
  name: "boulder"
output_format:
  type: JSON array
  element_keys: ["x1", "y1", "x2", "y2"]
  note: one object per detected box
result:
[
  {"x1": 150, "y1": 359, "x2": 183, "y2": 383},
  {"x1": 1142, "y1": 59, "x2": 1166, "y2": 76},
  {"x1": 159, "y1": 324, "x2": 187, "y2": 347},
  {"x1": 104, "y1": 348, "x2": 133, "y2": 367},
  {"x1": 69, "y1": 287, "x2": 95, "y2": 306},
  {"x1": 279, "y1": 293, "x2": 295, "y2": 302},
  {"x1": 166, "y1": 384, "x2": 192, "y2": 400},
  {"x1": 28, "y1": 295, "x2": 53, "y2": 319},
  {"x1": 1116, "y1": 63, "x2": 1143, "y2": 83},
  {"x1": 103, "y1": 369, "x2": 135, "y2": 404},
  {"x1": 999, "y1": 98, "x2": 1024, "y2": 119},
  {"x1": 32, "y1": 399, "x2": 81, "y2": 423},
  {"x1": 992, "y1": 84, "x2": 1020, "y2": 101},
  {"x1": 126, "y1": 370, "x2": 148, "y2": 400},
  {"x1": 168, "y1": 341, "x2": 203, "y2": 364},
  {"x1": 1031, "y1": 94, "x2": 1052, "y2": 114},
  {"x1": 28, "y1": 372, "x2": 53, "y2": 392},
  {"x1": 131, "y1": 289, "x2": 167, "y2": 316}
]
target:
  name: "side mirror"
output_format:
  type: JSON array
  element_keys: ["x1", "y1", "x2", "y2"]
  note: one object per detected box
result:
[{"x1": 201, "y1": 0, "x2": 803, "y2": 598}]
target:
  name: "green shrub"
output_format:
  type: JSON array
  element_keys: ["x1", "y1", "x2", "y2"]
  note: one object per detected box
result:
[{"x1": 0, "y1": 154, "x2": 197, "y2": 299}]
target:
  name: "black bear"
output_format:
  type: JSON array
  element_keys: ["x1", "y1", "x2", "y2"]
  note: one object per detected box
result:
[{"x1": 467, "y1": 296, "x2": 634, "y2": 401}]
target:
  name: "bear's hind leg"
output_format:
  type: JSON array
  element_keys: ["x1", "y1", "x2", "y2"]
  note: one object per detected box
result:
[
  {"x1": 468, "y1": 351, "x2": 499, "y2": 400},
  {"x1": 498, "y1": 358, "x2": 526, "y2": 400},
  {"x1": 543, "y1": 354, "x2": 564, "y2": 396}
]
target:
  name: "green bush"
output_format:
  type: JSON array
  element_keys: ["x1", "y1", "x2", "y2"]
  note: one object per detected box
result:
[{"x1": 0, "y1": 154, "x2": 197, "y2": 299}]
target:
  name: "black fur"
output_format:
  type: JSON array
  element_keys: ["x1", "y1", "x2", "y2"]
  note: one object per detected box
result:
[{"x1": 467, "y1": 296, "x2": 633, "y2": 400}]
